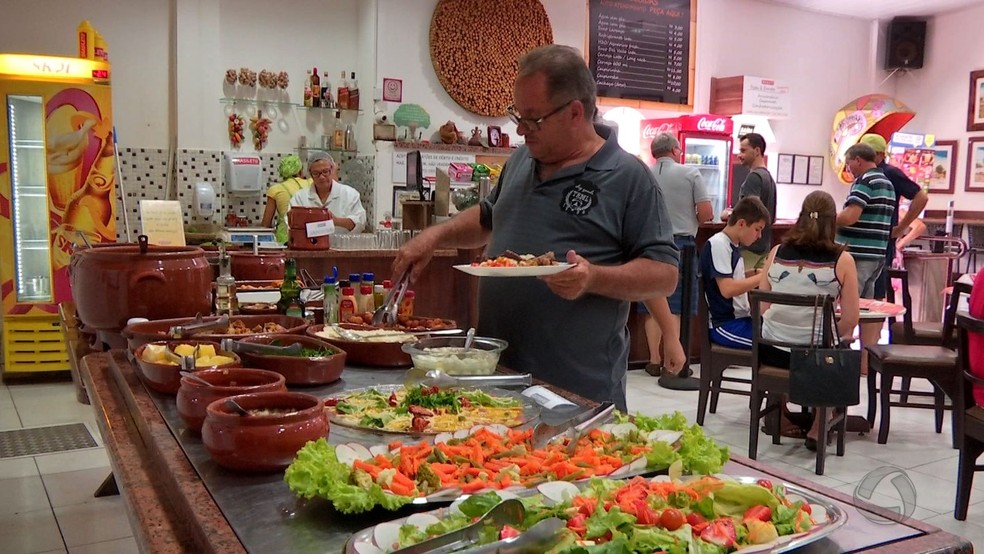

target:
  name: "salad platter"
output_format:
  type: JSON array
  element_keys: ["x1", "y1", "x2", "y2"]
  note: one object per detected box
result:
[
  {"x1": 284, "y1": 412, "x2": 729, "y2": 514},
  {"x1": 343, "y1": 474, "x2": 845, "y2": 554},
  {"x1": 323, "y1": 385, "x2": 538, "y2": 435}
]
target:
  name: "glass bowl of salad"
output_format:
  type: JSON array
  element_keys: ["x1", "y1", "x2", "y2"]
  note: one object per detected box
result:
[{"x1": 402, "y1": 336, "x2": 508, "y2": 375}]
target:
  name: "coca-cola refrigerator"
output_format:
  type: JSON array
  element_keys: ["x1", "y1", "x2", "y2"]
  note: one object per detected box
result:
[{"x1": 640, "y1": 114, "x2": 734, "y2": 218}]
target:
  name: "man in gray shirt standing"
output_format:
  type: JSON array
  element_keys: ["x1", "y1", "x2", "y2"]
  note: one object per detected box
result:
[
  {"x1": 735, "y1": 133, "x2": 777, "y2": 274},
  {"x1": 641, "y1": 133, "x2": 714, "y2": 375}
]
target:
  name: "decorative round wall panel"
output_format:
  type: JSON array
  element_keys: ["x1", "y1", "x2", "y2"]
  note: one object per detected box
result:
[{"x1": 429, "y1": 0, "x2": 553, "y2": 117}]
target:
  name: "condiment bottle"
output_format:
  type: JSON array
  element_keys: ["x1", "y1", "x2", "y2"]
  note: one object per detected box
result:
[
  {"x1": 373, "y1": 284, "x2": 385, "y2": 310},
  {"x1": 311, "y1": 67, "x2": 321, "y2": 108},
  {"x1": 362, "y1": 272, "x2": 375, "y2": 293},
  {"x1": 348, "y1": 273, "x2": 362, "y2": 310},
  {"x1": 214, "y1": 244, "x2": 238, "y2": 316},
  {"x1": 277, "y1": 258, "x2": 305, "y2": 318},
  {"x1": 339, "y1": 286, "x2": 357, "y2": 322},
  {"x1": 399, "y1": 290, "x2": 415, "y2": 318},
  {"x1": 322, "y1": 275, "x2": 339, "y2": 324},
  {"x1": 358, "y1": 284, "x2": 374, "y2": 314},
  {"x1": 337, "y1": 70, "x2": 349, "y2": 110}
]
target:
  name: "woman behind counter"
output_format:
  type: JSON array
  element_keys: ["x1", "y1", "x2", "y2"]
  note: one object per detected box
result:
[
  {"x1": 288, "y1": 151, "x2": 366, "y2": 234},
  {"x1": 261, "y1": 154, "x2": 311, "y2": 243}
]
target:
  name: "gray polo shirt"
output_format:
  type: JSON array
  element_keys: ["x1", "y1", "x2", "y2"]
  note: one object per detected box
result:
[
  {"x1": 651, "y1": 156, "x2": 710, "y2": 237},
  {"x1": 477, "y1": 125, "x2": 678, "y2": 410}
]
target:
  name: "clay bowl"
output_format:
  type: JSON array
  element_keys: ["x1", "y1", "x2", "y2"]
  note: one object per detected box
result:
[
  {"x1": 201, "y1": 392, "x2": 328, "y2": 472},
  {"x1": 306, "y1": 323, "x2": 416, "y2": 367},
  {"x1": 133, "y1": 340, "x2": 241, "y2": 394},
  {"x1": 236, "y1": 334, "x2": 347, "y2": 386},
  {"x1": 177, "y1": 368, "x2": 286, "y2": 433},
  {"x1": 288, "y1": 207, "x2": 332, "y2": 229},
  {"x1": 122, "y1": 315, "x2": 308, "y2": 350},
  {"x1": 230, "y1": 252, "x2": 285, "y2": 281}
]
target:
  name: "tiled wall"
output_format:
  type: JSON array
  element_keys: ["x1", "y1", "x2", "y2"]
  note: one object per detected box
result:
[{"x1": 113, "y1": 148, "x2": 374, "y2": 240}]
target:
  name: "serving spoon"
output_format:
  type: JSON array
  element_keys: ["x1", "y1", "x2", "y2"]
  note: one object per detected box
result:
[
  {"x1": 403, "y1": 368, "x2": 532, "y2": 389},
  {"x1": 226, "y1": 398, "x2": 250, "y2": 416},
  {"x1": 180, "y1": 371, "x2": 213, "y2": 387}
]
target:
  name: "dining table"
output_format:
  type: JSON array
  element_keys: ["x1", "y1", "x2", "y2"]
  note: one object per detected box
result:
[{"x1": 79, "y1": 349, "x2": 972, "y2": 553}]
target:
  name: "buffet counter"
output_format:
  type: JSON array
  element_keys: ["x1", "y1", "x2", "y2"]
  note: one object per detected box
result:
[{"x1": 81, "y1": 351, "x2": 973, "y2": 553}]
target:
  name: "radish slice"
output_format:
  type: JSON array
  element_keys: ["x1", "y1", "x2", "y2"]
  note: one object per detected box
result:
[
  {"x1": 453, "y1": 429, "x2": 471, "y2": 439},
  {"x1": 486, "y1": 424, "x2": 509, "y2": 436},
  {"x1": 538, "y1": 481, "x2": 580, "y2": 505},
  {"x1": 372, "y1": 522, "x2": 402, "y2": 552},
  {"x1": 406, "y1": 513, "x2": 440, "y2": 531},
  {"x1": 650, "y1": 474, "x2": 671, "y2": 483},
  {"x1": 334, "y1": 444, "x2": 359, "y2": 467},
  {"x1": 353, "y1": 541, "x2": 384, "y2": 554},
  {"x1": 647, "y1": 430, "x2": 683, "y2": 444},
  {"x1": 610, "y1": 456, "x2": 648, "y2": 477},
  {"x1": 609, "y1": 422, "x2": 638, "y2": 438},
  {"x1": 434, "y1": 432, "x2": 453, "y2": 445},
  {"x1": 368, "y1": 445, "x2": 389, "y2": 457},
  {"x1": 346, "y1": 442, "x2": 373, "y2": 461},
  {"x1": 598, "y1": 423, "x2": 614, "y2": 433},
  {"x1": 449, "y1": 496, "x2": 466, "y2": 516}
]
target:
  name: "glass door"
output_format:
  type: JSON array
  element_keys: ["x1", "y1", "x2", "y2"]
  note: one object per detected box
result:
[
  {"x1": 683, "y1": 136, "x2": 730, "y2": 220},
  {"x1": 7, "y1": 94, "x2": 52, "y2": 303}
]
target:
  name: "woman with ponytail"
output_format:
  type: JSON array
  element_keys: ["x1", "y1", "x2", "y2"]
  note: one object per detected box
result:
[
  {"x1": 758, "y1": 191, "x2": 860, "y2": 449},
  {"x1": 262, "y1": 154, "x2": 312, "y2": 243}
]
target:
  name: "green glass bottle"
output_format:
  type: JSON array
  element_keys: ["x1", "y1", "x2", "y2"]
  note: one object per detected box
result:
[{"x1": 278, "y1": 258, "x2": 305, "y2": 318}]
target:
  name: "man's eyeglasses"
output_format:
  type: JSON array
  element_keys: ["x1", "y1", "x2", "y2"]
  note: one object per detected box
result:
[
  {"x1": 311, "y1": 168, "x2": 334, "y2": 179},
  {"x1": 506, "y1": 100, "x2": 573, "y2": 131}
]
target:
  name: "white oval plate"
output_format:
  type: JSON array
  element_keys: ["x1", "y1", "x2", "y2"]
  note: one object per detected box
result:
[{"x1": 453, "y1": 263, "x2": 573, "y2": 277}]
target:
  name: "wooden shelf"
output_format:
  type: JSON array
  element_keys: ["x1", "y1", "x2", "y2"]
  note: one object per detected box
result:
[{"x1": 393, "y1": 140, "x2": 516, "y2": 156}]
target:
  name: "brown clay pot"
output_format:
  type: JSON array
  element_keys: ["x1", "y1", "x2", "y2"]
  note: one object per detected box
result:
[
  {"x1": 288, "y1": 207, "x2": 331, "y2": 229},
  {"x1": 177, "y1": 368, "x2": 286, "y2": 433},
  {"x1": 133, "y1": 340, "x2": 241, "y2": 394},
  {"x1": 236, "y1": 334, "x2": 346, "y2": 385},
  {"x1": 201, "y1": 392, "x2": 328, "y2": 472},
  {"x1": 230, "y1": 252, "x2": 285, "y2": 281},
  {"x1": 306, "y1": 324, "x2": 413, "y2": 367},
  {"x1": 288, "y1": 228, "x2": 330, "y2": 250},
  {"x1": 69, "y1": 243, "x2": 212, "y2": 332},
  {"x1": 121, "y1": 315, "x2": 308, "y2": 351}
]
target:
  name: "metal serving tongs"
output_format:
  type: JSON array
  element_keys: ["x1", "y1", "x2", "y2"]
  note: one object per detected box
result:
[
  {"x1": 404, "y1": 369, "x2": 532, "y2": 389},
  {"x1": 372, "y1": 269, "x2": 411, "y2": 326},
  {"x1": 220, "y1": 338, "x2": 302, "y2": 356},
  {"x1": 168, "y1": 314, "x2": 230, "y2": 339},
  {"x1": 531, "y1": 401, "x2": 615, "y2": 452},
  {"x1": 392, "y1": 499, "x2": 525, "y2": 554},
  {"x1": 163, "y1": 349, "x2": 195, "y2": 370}
]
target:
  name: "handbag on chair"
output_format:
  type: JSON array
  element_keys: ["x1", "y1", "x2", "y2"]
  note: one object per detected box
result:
[{"x1": 788, "y1": 296, "x2": 861, "y2": 407}]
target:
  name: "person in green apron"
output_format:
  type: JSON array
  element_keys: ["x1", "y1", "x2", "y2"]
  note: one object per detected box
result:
[{"x1": 261, "y1": 154, "x2": 312, "y2": 243}]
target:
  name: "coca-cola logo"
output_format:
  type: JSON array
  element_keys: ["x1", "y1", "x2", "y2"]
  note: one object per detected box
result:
[
  {"x1": 696, "y1": 117, "x2": 727, "y2": 132},
  {"x1": 642, "y1": 123, "x2": 676, "y2": 139}
]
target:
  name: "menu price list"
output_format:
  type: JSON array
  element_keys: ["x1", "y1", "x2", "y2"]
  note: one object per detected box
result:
[{"x1": 589, "y1": 0, "x2": 691, "y2": 105}]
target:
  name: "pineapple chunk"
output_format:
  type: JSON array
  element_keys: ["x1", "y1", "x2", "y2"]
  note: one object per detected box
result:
[
  {"x1": 196, "y1": 344, "x2": 217, "y2": 359},
  {"x1": 196, "y1": 354, "x2": 234, "y2": 367},
  {"x1": 173, "y1": 344, "x2": 196, "y2": 357},
  {"x1": 142, "y1": 344, "x2": 168, "y2": 363}
]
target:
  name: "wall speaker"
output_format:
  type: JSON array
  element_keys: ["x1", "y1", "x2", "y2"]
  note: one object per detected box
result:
[{"x1": 885, "y1": 18, "x2": 926, "y2": 70}]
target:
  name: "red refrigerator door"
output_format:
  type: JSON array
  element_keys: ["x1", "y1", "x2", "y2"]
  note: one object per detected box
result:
[{"x1": 680, "y1": 133, "x2": 732, "y2": 220}]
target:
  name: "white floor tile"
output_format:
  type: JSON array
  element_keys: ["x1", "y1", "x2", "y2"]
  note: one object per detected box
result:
[
  {"x1": 68, "y1": 536, "x2": 138, "y2": 554},
  {"x1": 920, "y1": 512, "x2": 984, "y2": 548},
  {"x1": 42, "y1": 467, "x2": 116, "y2": 508},
  {"x1": 34, "y1": 448, "x2": 109, "y2": 475},
  {"x1": 0, "y1": 475, "x2": 52, "y2": 517},
  {"x1": 830, "y1": 482, "x2": 942, "y2": 520},
  {"x1": 0, "y1": 456, "x2": 39, "y2": 480},
  {"x1": 1, "y1": 404, "x2": 23, "y2": 430},
  {"x1": 0, "y1": 508, "x2": 65, "y2": 553},
  {"x1": 909, "y1": 457, "x2": 984, "y2": 493},
  {"x1": 54, "y1": 497, "x2": 133, "y2": 547}
]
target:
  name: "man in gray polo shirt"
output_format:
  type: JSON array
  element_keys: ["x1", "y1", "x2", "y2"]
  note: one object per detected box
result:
[
  {"x1": 641, "y1": 133, "x2": 714, "y2": 375},
  {"x1": 394, "y1": 45, "x2": 679, "y2": 410}
]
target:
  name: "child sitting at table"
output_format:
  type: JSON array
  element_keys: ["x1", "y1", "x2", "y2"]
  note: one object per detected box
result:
[{"x1": 700, "y1": 196, "x2": 771, "y2": 349}]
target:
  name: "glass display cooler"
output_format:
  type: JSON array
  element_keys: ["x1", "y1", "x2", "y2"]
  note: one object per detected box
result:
[{"x1": 0, "y1": 53, "x2": 114, "y2": 375}]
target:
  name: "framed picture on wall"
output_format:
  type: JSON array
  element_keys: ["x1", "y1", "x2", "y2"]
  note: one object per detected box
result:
[
  {"x1": 965, "y1": 137, "x2": 984, "y2": 192},
  {"x1": 968, "y1": 70, "x2": 984, "y2": 131},
  {"x1": 927, "y1": 140, "x2": 957, "y2": 194},
  {"x1": 391, "y1": 186, "x2": 418, "y2": 218}
]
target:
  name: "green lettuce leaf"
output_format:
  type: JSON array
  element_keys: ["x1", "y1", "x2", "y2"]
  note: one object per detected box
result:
[
  {"x1": 585, "y1": 505, "x2": 636, "y2": 540},
  {"x1": 456, "y1": 491, "x2": 503, "y2": 518},
  {"x1": 711, "y1": 482, "x2": 780, "y2": 518}
]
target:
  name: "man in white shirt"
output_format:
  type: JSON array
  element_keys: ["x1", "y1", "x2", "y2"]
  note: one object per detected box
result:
[{"x1": 288, "y1": 151, "x2": 366, "y2": 234}]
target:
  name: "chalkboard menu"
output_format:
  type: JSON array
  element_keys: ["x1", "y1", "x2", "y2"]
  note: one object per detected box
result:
[{"x1": 588, "y1": 0, "x2": 693, "y2": 106}]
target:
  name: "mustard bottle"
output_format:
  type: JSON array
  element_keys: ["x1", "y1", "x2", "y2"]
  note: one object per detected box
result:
[{"x1": 78, "y1": 20, "x2": 95, "y2": 59}]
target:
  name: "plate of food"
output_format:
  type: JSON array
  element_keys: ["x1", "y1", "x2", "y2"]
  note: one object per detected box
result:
[
  {"x1": 323, "y1": 384, "x2": 535, "y2": 434},
  {"x1": 284, "y1": 411, "x2": 729, "y2": 514},
  {"x1": 342, "y1": 474, "x2": 845, "y2": 553},
  {"x1": 454, "y1": 250, "x2": 572, "y2": 277}
]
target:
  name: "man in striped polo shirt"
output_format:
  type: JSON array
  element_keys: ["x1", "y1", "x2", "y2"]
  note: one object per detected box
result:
[{"x1": 836, "y1": 142, "x2": 896, "y2": 374}]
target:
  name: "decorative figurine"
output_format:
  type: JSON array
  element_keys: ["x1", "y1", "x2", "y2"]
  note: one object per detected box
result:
[{"x1": 468, "y1": 127, "x2": 483, "y2": 146}]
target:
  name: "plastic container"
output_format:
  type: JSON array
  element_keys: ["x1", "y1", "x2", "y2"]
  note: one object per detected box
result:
[{"x1": 401, "y1": 336, "x2": 508, "y2": 375}]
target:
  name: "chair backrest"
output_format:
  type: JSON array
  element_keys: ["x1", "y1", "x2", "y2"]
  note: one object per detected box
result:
[
  {"x1": 942, "y1": 282, "x2": 974, "y2": 349},
  {"x1": 748, "y1": 290, "x2": 837, "y2": 379},
  {"x1": 968, "y1": 225, "x2": 984, "y2": 249},
  {"x1": 698, "y1": 279, "x2": 712, "y2": 351},
  {"x1": 955, "y1": 312, "x2": 984, "y2": 436},
  {"x1": 886, "y1": 268, "x2": 915, "y2": 342}
]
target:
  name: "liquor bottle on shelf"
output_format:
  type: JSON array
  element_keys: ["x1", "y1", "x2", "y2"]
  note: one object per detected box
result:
[
  {"x1": 344, "y1": 122, "x2": 356, "y2": 152},
  {"x1": 277, "y1": 258, "x2": 305, "y2": 318},
  {"x1": 214, "y1": 244, "x2": 238, "y2": 316},
  {"x1": 332, "y1": 110, "x2": 345, "y2": 150},
  {"x1": 337, "y1": 70, "x2": 349, "y2": 110},
  {"x1": 321, "y1": 71, "x2": 333, "y2": 108},
  {"x1": 348, "y1": 72, "x2": 359, "y2": 110},
  {"x1": 311, "y1": 67, "x2": 321, "y2": 108},
  {"x1": 303, "y1": 69, "x2": 313, "y2": 108}
]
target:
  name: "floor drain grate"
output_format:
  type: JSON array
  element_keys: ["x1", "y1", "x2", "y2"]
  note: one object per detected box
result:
[{"x1": 0, "y1": 423, "x2": 97, "y2": 458}]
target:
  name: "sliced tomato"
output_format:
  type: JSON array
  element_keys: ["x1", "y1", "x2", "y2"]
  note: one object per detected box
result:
[
  {"x1": 634, "y1": 500, "x2": 661, "y2": 526},
  {"x1": 700, "y1": 519, "x2": 737, "y2": 548},
  {"x1": 567, "y1": 513, "x2": 587, "y2": 537},
  {"x1": 686, "y1": 512, "x2": 706, "y2": 527},
  {"x1": 659, "y1": 508, "x2": 685, "y2": 531},
  {"x1": 387, "y1": 392, "x2": 398, "y2": 407},
  {"x1": 572, "y1": 495, "x2": 598, "y2": 517},
  {"x1": 800, "y1": 502, "x2": 813, "y2": 515},
  {"x1": 743, "y1": 505, "x2": 773, "y2": 522},
  {"x1": 756, "y1": 479, "x2": 773, "y2": 490},
  {"x1": 500, "y1": 525, "x2": 521, "y2": 540}
]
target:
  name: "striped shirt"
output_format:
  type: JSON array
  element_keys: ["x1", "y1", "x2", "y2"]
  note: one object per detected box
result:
[{"x1": 836, "y1": 168, "x2": 896, "y2": 260}]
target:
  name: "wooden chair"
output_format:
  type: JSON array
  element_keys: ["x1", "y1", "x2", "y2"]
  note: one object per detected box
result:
[
  {"x1": 696, "y1": 280, "x2": 752, "y2": 425},
  {"x1": 864, "y1": 281, "x2": 970, "y2": 444},
  {"x1": 748, "y1": 290, "x2": 849, "y2": 476},
  {"x1": 954, "y1": 312, "x2": 984, "y2": 520},
  {"x1": 965, "y1": 225, "x2": 984, "y2": 274}
]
